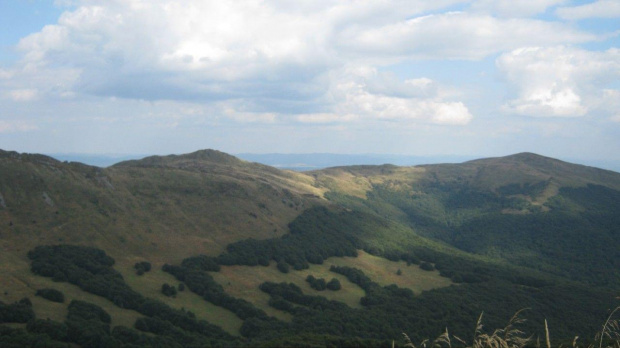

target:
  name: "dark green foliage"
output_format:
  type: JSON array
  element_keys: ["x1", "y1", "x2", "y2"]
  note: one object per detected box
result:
[
  {"x1": 401, "y1": 252, "x2": 420, "y2": 265},
  {"x1": 161, "y1": 283, "x2": 177, "y2": 297},
  {"x1": 326, "y1": 278, "x2": 341, "y2": 291},
  {"x1": 330, "y1": 266, "x2": 373, "y2": 290},
  {"x1": 162, "y1": 264, "x2": 267, "y2": 321},
  {"x1": 67, "y1": 300, "x2": 111, "y2": 324},
  {"x1": 259, "y1": 282, "x2": 349, "y2": 313},
  {"x1": 276, "y1": 260, "x2": 289, "y2": 273},
  {"x1": 257, "y1": 333, "x2": 394, "y2": 348},
  {"x1": 497, "y1": 180, "x2": 549, "y2": 197},
  {"x1": 29, "y1": 245, "x2": 142, "y2": 309},
  {"x1": 396, "y1": 268, "x2": 402, "y2": 276},
  {"x1": 26, "y1": 319, "x2": 68, "y2": 342},
  {"x1": 306, "y1": 275, "x2": 327, "y2": 291},
  {"x1": 257, "y1": 267, "x2": 617, "y2": 344},
  {"x1": 215, "y1": 207, "x2": 361, "y2": 269},
  {"x1": 0, "y1": 325, "x2": 69, "y2": 348},
  {"x1": 65, "y1": 300, "x2": 116, "y2": 348},
  {"x1": 419, "y1": 262, "x2": 434, "y2": 271},
  {"x1": 134, "y1": 317, "x2": 216, "y2": 347},
  {"x1": 178, "y1": 283, "x2": 185, "y2": 292},
  {"x1": 134, "y1": 261, "x2": 151, "y2": 275},
  {"x1": 180, "y1": 255, "x2": 220, "y2": 272},
  {"x1": 35, "y1": 288, "x2": 65, "y2": 303},
  {"x1": 111, "y1": 326, "x2": 182, "y2": 348},
  {"x1": 0, "y1": 298, "x2": 35, "y2": 323}
]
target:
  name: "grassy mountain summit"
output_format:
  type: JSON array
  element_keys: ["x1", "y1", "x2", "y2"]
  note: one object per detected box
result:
[
  {"x1": 0, "y1": 149, "x2": 323, "y2": 263},
  {"x1": 1, "y1": 149, "x2": 620, "y2": 346}
]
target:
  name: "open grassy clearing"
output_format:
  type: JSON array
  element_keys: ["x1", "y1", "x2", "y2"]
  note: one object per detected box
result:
[
  {"x1": 0, "y1": 251, "x2": 142, "y2": 328},
  {"x1": 210, "y1": 250, "x2": 453, "y2": 320},
  {"x1": 310, "y1": 166, "x2": 426, "y2": 199},
  {"x1": 117, "y1": 258, "x2": 243, "y2": 335},
  {"x1": 327, "y1": 250, "x2": 453, "y2": 292},
  {"x1": 211, "y1": 261, "x2": 365, "y2": 320}
]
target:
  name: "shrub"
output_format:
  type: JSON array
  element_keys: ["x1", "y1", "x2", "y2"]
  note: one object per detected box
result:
[
  {"x1": 161, "y1": 283, "x2": 177, "y2": 297},
  {"x1": 326, "y1": 278, "x2": 341, "y2": 291},
  {"x1": 419, "y1": 262, "x2": 435, "y2": 271},
  {"x1": 277, "y1": 260, "x2": 290, "y2": 273},
  {"x1": 35, "y1": 288, "x2": 65, "y2": 303},
  {"x1": 134, "y1": 261, "x2": 152, "y2": 275}
]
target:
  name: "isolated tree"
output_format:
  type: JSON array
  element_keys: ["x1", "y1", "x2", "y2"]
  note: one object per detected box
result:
[
  {"x1": 326, "y1": 278, "x2": 341, "y2": 291},
  {"x1": 161, "y1": 283, "x2": 177, "y2": 297}
]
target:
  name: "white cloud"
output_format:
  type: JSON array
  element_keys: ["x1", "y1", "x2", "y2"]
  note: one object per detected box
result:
[
  {"x1": 337, "y1": 12, "x2": 596, "y2": 60},
  {"x1": 556, "y1": 0, "x2": 620, "y2": 19},
  {"x1": 8, "y1": 0, "x2": 597, "y2": 105},
  {"x1": 471, "y1": 0, "x2": 566, "y2": 17},
  {"x1": 6, "y1": 89, "x2": 39, "y2": 102},
  {"x1": 497, "y1": 46, "x2": 620, "y2": 117},
  {"x1": 296, "y1": 66, "x2": 473, "y2": 126}
]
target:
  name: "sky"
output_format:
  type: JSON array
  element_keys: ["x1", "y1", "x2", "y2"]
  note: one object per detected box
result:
[{"x1": 0, "y1": 0, "x2": 619, "y2": 163}]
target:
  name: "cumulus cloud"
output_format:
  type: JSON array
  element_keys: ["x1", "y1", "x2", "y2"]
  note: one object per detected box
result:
[
  {"x1": 497, "y1": 46, "x2": 620, "y2": 117},
  {"x1": 294, "y1": 66, "x2": 473, "y2": 125},
  {"x1": 3, "y1": 0, "x2": 615, "y2": 137},
  {"x1": 556, "y1": 0, "x2": 620, "y2": 20},
  {"x1": 336, "y1": 12, "x2": 595, "y2": 60},
  {"x1": 9, "y1": 0, "x2": 597, "y2": 103}
]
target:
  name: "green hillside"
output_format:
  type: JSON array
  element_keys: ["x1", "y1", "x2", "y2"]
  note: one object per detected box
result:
[{"x1": 1, "y1": 149, "x2": 620, "y2": 347}]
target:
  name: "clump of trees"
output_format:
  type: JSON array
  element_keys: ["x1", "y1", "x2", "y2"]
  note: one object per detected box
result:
[
  {"x1": 277, "y1": 260, "x2": 290, "y2": 273},
  {"x1": 306, "y1": 275, "x2": 341, "y2": 291},
  {"x1": 215, "y1": 207, "x2": 362, "y2": 270},
  {"x1": 35, "y1": 288, "x2": 65, "y2": 303},
  {"x1": 134, "y1": 261, "x2": 152, "y2": 275},
  {"x1": 0, "y1": 298, "x2": 35, "y2": 323},
  {"x1": 419, "y1": 262, "x2": 435, "y2": 271},
  {"x1": 161, "y1": 283, "x2": 177, "y2": 297}
]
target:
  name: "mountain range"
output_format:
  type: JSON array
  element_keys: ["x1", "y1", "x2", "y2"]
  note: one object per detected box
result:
[{"x1": 1, "y1": 149, "x2": 620, "y2": 346}]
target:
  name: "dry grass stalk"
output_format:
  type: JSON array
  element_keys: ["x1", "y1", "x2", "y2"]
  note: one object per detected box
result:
[
  {"x1": 402, "y1": 307, "x2": 620, "y2": 348},
  {"x1": 545, "y1": 319, "x2": 551, "y2": 348}
]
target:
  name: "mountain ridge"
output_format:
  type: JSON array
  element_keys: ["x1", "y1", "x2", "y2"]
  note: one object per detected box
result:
[{"x1": 2, "y1": 148, "x2": 620, "y2": 345}]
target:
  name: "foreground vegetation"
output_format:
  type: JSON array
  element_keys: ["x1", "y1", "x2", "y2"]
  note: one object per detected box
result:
[{"x1": 403, "y1": 307, "x2": 620, "y2": 348}]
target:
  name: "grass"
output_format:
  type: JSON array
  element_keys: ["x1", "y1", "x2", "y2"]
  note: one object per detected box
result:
[
  {"x1": 402, "y1": 308, "x2": 620, "y2": 348},
  {"x1": 0, "y1": 249, "x2": 244, "y2": 334},
  {"x1": 117, "y1": 258, "x2": 243, "y2": 335},
  {"x1": 0, "y1": 252, "x2": 142, "y2": 328},
  {"x1": 210, "y1": 250, "x2": 452, "y2": 320},
  {"x1": 328, "y1": 250, "x2": 452, "y2": 293}
]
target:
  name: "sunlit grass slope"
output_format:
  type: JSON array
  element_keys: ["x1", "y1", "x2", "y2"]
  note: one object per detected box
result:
[{"x1": 210, "y1": 250, "x2": 452, "y2": 319}]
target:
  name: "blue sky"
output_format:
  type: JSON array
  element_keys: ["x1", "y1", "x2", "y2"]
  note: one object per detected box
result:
[{"x1": 0, "y1": 0, "x2": 619, "y2": 164}]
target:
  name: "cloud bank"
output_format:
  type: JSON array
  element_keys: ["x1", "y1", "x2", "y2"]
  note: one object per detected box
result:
[
  {"x1": 2, "y1": 0, "x2": 607, "y2": 126},
  {"x1": 0, "y1": 0, "x2": 618, "y2": 158}
]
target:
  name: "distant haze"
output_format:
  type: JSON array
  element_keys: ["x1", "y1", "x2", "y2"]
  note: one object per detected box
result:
[{"x1": 47, "y1": 152, "x2": 620, "y2": 173}]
